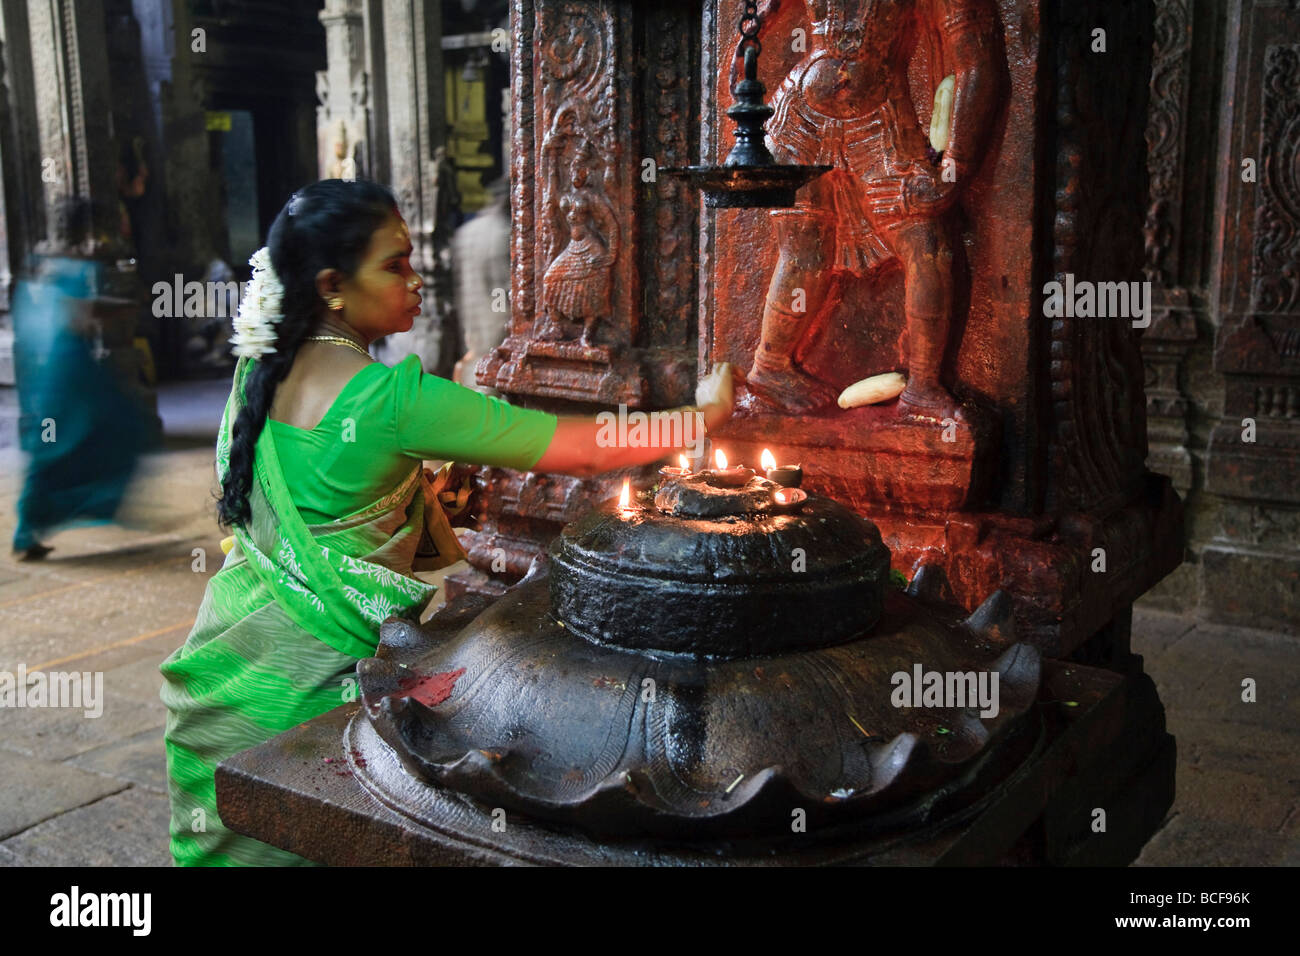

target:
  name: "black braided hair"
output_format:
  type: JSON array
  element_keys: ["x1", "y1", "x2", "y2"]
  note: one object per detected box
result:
[{"x1": 216, "y1": 179, "x2": 398, "y2": 528}]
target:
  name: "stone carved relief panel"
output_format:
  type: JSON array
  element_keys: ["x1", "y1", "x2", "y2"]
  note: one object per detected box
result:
[
  {"x1": 1143, "y1": 0, "x2": 1191, "y2": 288},
  {"x1": 534, "y1": 3, "x2": 622, "y2": 347},
  {"x1": 485, "y1": 1, "x2": 701, "y2": 398},
  {"x1": 705, "y1": 0, "x2": 1018, "y2": 514},
  {"x1": 1047, "y1": 0, "x2": 1152, "y2": 513},
  {"x1": 641, "y1": 10, "x2": 699, "y2": 348},
  {"x1": 1209, "y1": 6, "x2": 1300, "y2": 515},
  {"x1": 455, "y1": 0, "x2": 1185, "y2": 656},
  {"x1": 450, "y1": 0, "x2": 706, "y2": 604},
  {"x1": 1140, "y1": 0, "x2": 1198, "y2": 494},
  {"x1": 1252, "y1": 44, "x2": 1300, "y2": 316}
]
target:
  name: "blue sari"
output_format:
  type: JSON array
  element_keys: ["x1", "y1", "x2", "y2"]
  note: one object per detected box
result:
[{"x1": 11, "y1": 257, "x2": 152, "y2": 549}]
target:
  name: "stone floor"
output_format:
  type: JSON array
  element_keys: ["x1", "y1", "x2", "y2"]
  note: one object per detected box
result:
[{"x1": 0, "y1": 378, "x2": 1295, "y2": 866}]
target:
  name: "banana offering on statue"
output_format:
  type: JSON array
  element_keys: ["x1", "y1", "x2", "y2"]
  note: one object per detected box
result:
[
  {"x1": 837, "y1": 372, "x2": 908, "y2": 409},
  {"x1": 930, "y1": 74, "x2": 957, "y2": 152}
]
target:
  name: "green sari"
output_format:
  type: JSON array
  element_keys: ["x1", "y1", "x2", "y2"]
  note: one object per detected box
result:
[{"x1": 160, "y1": 357, "x2": 452, "y2": 867}]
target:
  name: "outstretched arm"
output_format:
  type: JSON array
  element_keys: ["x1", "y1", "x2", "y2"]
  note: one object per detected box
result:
[{"x1": 532, "y1": 363, "x2": 734, "y2": 478}]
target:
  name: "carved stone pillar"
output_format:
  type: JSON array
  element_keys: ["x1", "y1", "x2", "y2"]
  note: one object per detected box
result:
[
  {"x1": 0, "y1": 40, "x2": 20, "y2": 317},
  {"x1": 0, "y1": 30, "x2": 19, "y2": 447},
  {"x1": 317, "y1": 0, "x2": 369, "y2": 181},
  {"x1": 143, "y1": 0, "x2": 219, "y2": 279},
  {"x1": 0, "y1": 4, "x2": 42, "y2": 265},
  {"x1": 361, "y1": 0, "x2": 459, "y2": 377},
  {"x1": 703, "y1": 0, "x2": 1179, "y2": 657},
  {"x1": 452, "y1": 0, "x2": 1183, "y2": 661},
  {"x1": 23, "y1": 0, "x2": 160, "y2": 437},
  {"x1": 447, "y1": 0, "x2": 702, "y2": 601},
  {"x1": 1, "y1": 3, "x2": 45, "y2": 448},
  {"x1": 1141, "y1": 0, "x2": 1199, "y2": 495},
  {"x1": 1204, "y1": 0, "x2": 1300, "y2": 633},
  {"x1": 26, "y1": 0, "x2": 125, "y2": 261}
]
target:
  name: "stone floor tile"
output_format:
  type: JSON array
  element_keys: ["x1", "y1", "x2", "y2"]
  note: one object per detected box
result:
[
  {"x1": 0, "y1": 749, "x2": 127, "y2": 839},
  {"x1": 1132, "y1": 608, "x2": 1197, "y2": 658},
  {"x1": 1134, "y1": 814, "x2": 1289, "y2": 866},
  {"x1": 67, "y1": 728, "x2": 168, "y2": 794},
  {"x1": 0, "y1": 786, "x2": 171, "y2": 866}
]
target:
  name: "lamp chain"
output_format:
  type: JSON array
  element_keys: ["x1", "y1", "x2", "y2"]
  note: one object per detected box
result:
[{"x1": 737, "y1": 1, "x2": 761, "y2": 57}]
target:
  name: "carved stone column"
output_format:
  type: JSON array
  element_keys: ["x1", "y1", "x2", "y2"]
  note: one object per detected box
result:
[
  {"x1": 447, "y1": 0, "x2": 702, "y2": 601},
  {"x1": 451, "y1": 0, "x2": 1184, "y2": 661},
  {"x1": 1204, "y1": 0, "x2": 1300, "y2": 633},
  {"x1": 26, "y1": 0, "x2": 125, "y2": 260},
  {"x1": 17, "y1": 0, "x2": 158, "y2": 439},
  {"x1": 360, "y1": 0, "x2": 460, "y2": 377},
  {"x1": 0, "y1": 3, "x2": 45, "y2": 447},
  {"x1": 0, "y1": 4, "x2": 42, "y2": 264},
  {"x1": 317, "y1": 0, "x2": 369, "y2": 181},
  {"x1": 1141, "y1": 0, "x2": 1199, "y2": 495},
  {"x1": 0, "y1": 29, "x2": 20, "y2": 447},
  {"x1": 702, "y1": 0, "x2": 1179, "y2": 658}
]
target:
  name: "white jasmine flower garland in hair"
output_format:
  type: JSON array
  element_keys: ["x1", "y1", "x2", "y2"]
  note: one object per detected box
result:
[{"x1": 229, "y1": 247, "x2": 285, "y2": 359}]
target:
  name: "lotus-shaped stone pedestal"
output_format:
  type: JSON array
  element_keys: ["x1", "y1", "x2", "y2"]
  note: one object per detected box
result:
[{"x1": 352, "y1": 478, "x2": 1043, "y2": 846}]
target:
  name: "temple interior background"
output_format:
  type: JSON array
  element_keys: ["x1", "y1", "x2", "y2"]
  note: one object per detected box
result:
[{"x1": 0, "y1": 0, "x2": 1295, "y2": 867}]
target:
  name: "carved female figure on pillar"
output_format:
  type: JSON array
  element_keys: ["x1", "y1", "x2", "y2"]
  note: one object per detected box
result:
[
  {"x1": 747, "y1": 0, "x2": 999, "y2": 420},
  {"x1": 539, "y1": 139, "x2": 619, "y2": 346}
]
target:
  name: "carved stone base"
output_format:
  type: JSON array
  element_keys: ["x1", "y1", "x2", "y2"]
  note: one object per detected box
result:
[
  {"x1": 719, "y1": 401, "x2": 998, "y2": 513},
  {"x1": 1142, "y1": 297, "x2": 1199, "y2": 494},
  {"x1": 481, "y1": 335, "x2": 650, "y2": 407},
  {"x1": 1201, "y1": 543, "x2": 1299, "y2": 635},
  {"x1": 448, "y1": 468, "x2": 1183, "y2": 660},
  {"x1": 444, "y1": 468, "x2": 650, "y2": 605},
  {"x1": 216, "y1": 596, "x2": 1176, "y2": 866},
  {"x1": 1207, "y1": 422, "x2": 1300, "y2": 503},
  {"x1": 869, "y1": 474, "x2": 1183, "y2": 657}
]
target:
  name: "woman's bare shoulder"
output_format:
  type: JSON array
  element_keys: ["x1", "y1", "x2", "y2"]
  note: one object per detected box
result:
[{"x1": 269, "y1": 345, "x2": 376, "y2": 430}]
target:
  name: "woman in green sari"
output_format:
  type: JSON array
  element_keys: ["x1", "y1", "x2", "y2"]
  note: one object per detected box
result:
[{"x1": 160, "y1": 179, "x2": 733, "y2": 866}]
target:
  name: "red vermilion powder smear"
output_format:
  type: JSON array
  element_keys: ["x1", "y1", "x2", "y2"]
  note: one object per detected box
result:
[{"x1": 394, "y1": 667, "x2": 466, "y2": 708}]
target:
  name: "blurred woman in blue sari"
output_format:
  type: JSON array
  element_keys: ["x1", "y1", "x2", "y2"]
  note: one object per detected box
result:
[{"x1": 10, "y1": 198, "x2": 152, "y2": 559}]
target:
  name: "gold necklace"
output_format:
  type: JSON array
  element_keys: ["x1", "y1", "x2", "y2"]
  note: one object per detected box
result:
[{"x1": 303, "y1": 334, "x2": 371, "y2": 359}]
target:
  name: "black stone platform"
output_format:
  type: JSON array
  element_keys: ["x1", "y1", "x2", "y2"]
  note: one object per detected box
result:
[{"x1": 216, "y1": 594, "x2": 1176, "y2": 866}]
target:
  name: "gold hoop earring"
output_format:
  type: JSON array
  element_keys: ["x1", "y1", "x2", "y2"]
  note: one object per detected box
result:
[{"x1": 328, "y1": 297, "x2": 344, "y2": 311}]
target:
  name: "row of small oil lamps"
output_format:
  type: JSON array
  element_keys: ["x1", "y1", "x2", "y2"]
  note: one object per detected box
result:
[
  {"x1": 662, "y1": 448, "x2": 803, "y2": 487},
  {"x1": 617, "y1": 448, "x2": 807, "y2": 511}
]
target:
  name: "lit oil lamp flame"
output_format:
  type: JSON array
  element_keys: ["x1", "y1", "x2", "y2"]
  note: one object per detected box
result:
[
  {"x1": 715, "y1": 448, "x2": 728, "y2": 470},
  {"x1": 618, "y1": 477, "x2": 631, "y2": 510},
  {"x1": 679, "y1": 454, "x2": 689, "y2": 470},
  {"x1": 761, "y1": 448, "x2": 777, "y2": 471}
]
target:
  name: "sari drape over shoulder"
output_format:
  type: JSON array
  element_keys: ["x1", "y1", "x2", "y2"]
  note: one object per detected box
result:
[{"x1": 159, "y1": 355, "x2": 556, "y2": 866}]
